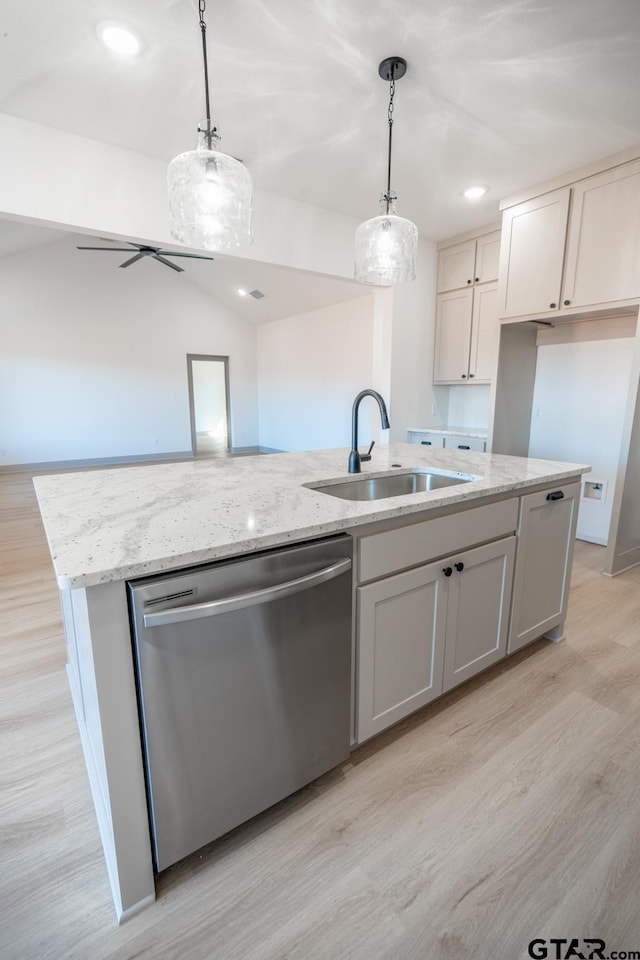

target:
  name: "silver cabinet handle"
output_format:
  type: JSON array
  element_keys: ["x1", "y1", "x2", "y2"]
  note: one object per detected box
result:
[{"x1": 142, "y1": 558, "x2": 352, "y2": 627}]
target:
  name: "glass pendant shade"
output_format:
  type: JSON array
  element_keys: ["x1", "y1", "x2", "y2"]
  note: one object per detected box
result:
[
  {"x1": 168, "y1": 126, "x2": 253, "y2": 252},
  {"x1": 354, "y1": 198, "x2": 418, "y2": 285}
]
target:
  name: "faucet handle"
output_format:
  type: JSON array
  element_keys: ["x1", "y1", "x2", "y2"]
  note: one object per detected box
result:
[{"x1": 360, "y1": 441, "x2": 375, "y2": 462}]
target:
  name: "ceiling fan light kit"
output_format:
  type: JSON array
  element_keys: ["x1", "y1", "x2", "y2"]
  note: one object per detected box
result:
[
  {"x1": 354, "y1": 56, "x2": 418, "y2": 286},
  {"x1": 167, "y1": 0, "x2": 253, "y2": 253}
]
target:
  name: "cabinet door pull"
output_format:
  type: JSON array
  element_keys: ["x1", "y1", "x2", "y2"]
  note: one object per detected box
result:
[
  {"x1": 563, "y1": 299, "x2": 571, "y2": 306},
  {"x1": 549, "y1": 302, "x2": 557, "y2": 308},
  {"x1": 474, "y1": 276, "x2": 480, "y2": 282},
  {"x1": 442, "y1": 566, "x2": 453, "y2": 577},
  {"x1": 420, "y1": 440, "x2": 432, "y2": 445},
  {"x1": 546, "y1": 490, "x2": 564, "y2": 501},
  {"x1": 458, "y1": 444, "x2": 470, "y2": 450},
  {"x1": 461, "y1": 373, "x2": 467, "y2": 379},
  {"x1": 454, "y1": 562, "x2": 464, "y2": 573},
  {"x1": 469, "y1": 373, "x2": 475, "y2": 378},
  {"x1": 466, "y1": 279, "x2": 472, "y2": 284}
]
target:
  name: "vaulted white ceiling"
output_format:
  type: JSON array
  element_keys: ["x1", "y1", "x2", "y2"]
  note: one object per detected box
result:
[
  {"x1": 0, "y1": 221, "x2": 367, "y2": 324},
  {"x1": 2, "y1": 0, "x2": 640, "y2": 242}
]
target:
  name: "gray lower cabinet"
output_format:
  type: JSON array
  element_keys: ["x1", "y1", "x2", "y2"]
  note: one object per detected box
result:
[
  {"x1": 508, "y1": 482, "x2": 580, "y2": 654},
  {"x1": 356, "y1": 535, "x2": 516, "y2": 742},
  {"x1": 356, "y1": 560, "x2": 448, "y2": 743},
  {"x1": 442, "y1": 536, "x2": 516, "y2": 692}
]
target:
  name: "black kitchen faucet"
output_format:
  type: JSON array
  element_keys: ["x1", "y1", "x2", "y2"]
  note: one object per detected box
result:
[{"x1": 348, "y1": 389, "x2": 390, "y2": 474}]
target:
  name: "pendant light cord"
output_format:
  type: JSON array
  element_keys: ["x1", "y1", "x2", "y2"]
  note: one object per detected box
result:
[
  {"x1": 199, "y1": 0, "x2": 215, "y2": 148},
  {"x1": 384, "y1": 76, "x2": 396, "y2": 214}
]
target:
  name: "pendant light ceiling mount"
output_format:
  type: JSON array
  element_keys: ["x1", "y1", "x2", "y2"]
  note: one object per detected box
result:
[
  {"x1": 354, "y1": 55, "x2": 418, "y2": 286},
  {"x1": 378, "y1": 57, "x2": 407, "y2": 82}
]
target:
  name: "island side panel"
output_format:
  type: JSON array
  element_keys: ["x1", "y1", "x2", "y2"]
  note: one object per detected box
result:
[{"x1": 62, "y1": 580, "x2": 155, "y2": 922}]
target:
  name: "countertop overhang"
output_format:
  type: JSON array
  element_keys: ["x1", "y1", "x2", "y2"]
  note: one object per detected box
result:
[{"x1": 33, "y1": 444, "x2": 589, "y2": 590}]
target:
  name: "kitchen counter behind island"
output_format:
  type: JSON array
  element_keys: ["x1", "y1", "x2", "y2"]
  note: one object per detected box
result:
[{"x1": 32, "y1": 444, "x2": 589, "y2": 923}]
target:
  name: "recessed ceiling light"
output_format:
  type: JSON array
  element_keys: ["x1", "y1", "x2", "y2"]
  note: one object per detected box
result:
[
  {"x1": 463, "y1": 185, "x2": 487, "y2": 201},
  {"x1": 98, "y1": 22, "x2": 141, "y2": 56},
  {"x1": 237, "y1": 288, "x2": 248, "y2": 297}
]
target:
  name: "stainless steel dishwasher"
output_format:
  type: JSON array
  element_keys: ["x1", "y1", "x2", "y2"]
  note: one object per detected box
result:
[{"x1": 128, "y1": 534, "x2": 353, "y2": 872}]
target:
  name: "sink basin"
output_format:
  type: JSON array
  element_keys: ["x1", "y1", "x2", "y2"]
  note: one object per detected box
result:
[{"x1": 310, "y1": 470, "x2": 474, "y2": 502}]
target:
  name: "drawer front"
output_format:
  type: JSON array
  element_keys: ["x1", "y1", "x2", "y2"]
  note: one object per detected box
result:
[
  {"x1": 443, "y1": 435, "x2": 486, "y2": 452},
  {"x1": 407, "y1": 432, "x2": 445, "y2": 447},
  {"x1": 357, "y1": 498, "x2": 519, "y2": 583}
]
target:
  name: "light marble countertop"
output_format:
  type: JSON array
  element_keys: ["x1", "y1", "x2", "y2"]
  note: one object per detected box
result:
[
  {"x1": 33, "y1": 444, "x2": 589, "y2": 590},
  {"x1": 407, "y1": 426, "x2": 489, "y2": 438}
]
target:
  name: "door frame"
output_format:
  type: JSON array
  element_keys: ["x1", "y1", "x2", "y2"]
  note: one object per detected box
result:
[{"x1": 186, "y1": 354, "x2": 232, "y2": 456}]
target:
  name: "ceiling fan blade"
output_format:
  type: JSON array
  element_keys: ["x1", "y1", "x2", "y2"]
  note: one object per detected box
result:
[
  {"x1": 153, "y1": 254, "x2": 184, "y2": 272},
  {"x1": 77, "y1": 246, "x2": 139, "y2": 252},
  {"x1": 119, "y1": 253, "x2": 145, "y2": 268},
  {"x1": 156, "y1": 251, "x2": 214, "y2": 261}
]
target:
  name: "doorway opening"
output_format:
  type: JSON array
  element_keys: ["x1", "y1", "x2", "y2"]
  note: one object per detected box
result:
[{"x1": 186, "y1": 354, "x2": 231, "y2": 458}]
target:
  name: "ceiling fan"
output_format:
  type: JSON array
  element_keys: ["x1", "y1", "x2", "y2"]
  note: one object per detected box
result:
[{"x1": 76, "y1": 241, "x2": 214, "y2": 273}]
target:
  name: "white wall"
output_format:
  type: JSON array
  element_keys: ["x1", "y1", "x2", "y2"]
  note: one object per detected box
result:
[
  {"x1": 388, "y1": 239, "x2": 437, "y2": 441},
  {"x1": 0, "y1": 113, "x2": 360, "y2": 280},
  {"x1": 528, "y1": 335, "x2": 634, "y2": 544},
  {"x1": 446, "y1": 385, "x2": 492, "y2": 430},
  {"x1": 257, "y1": 295, "x2": 385, "y2": 452},
  {"x1": 0, "y1": 237, "x2": 258, "y2": 465}
]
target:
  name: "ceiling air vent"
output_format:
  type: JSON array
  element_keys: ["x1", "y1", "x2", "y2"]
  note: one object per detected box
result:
[{"x1": 249, "y1": 289, "x2": 264, "y2": 299}]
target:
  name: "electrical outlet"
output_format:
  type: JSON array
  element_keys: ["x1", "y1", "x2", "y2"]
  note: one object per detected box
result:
[
  {"x1": 153, "y1": 438, "x2": 160, "y2": 446},
  {"x1": 431, "y1": 401, "x2": 438, "y2": 416},
  {"x1": 0, "y1": 448, "x2": 6, "y2": 457},
  {"x1": 171, "y1": 391, "x2": 177, "y2": 401}
]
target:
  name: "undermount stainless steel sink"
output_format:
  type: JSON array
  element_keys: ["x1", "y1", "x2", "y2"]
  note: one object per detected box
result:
[{"x1": 309, "y1": 470, "x2": 474, "y2": 502}]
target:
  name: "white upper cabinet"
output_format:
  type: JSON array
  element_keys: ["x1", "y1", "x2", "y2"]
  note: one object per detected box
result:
[
  {"x1": 434, "y1": 227, "x2": 501, "y2": 385},
  {"x1": 434, "y1": 281, "x2": 498, "y2": 384},
  {"x1": 474, "y1": 231, "x2": 501, "y2": 286},
  {"x1": 562, "y1": 160, "x2": 640, "y2": 309},
  {"x1": 498, "y1": 188, "x2": 570, "y2": 318},
  {"x1": 437, "y1": 230, "x2": 500, "y2": 293},
  {"x1": 469, "y1": 282, "x2": 500, "y2": 382},
  {"x1": 434, "y1": 288, "x2": 473, "y2": 383},
  {"x1": 437, "y1": 239, "x2": 476, "y2": 292},
  {"x1": 499, "y1": 159, "x2": 640, "y2": 319}
]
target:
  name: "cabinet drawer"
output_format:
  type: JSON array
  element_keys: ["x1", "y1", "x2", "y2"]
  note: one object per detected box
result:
[
  {"x1": 407, "y1": 431, "x2": 445, "y2": 447},
  {"x1": 443, "y1": 436, "x2": 486, "y2": 452},
  {"x1": 357, "y1": 498, "x2": 519, "y2": 583}
]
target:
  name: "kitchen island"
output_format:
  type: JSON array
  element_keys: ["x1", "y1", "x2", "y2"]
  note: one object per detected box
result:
[{"x1": 33, "y1": 444, "x2": 589, "y2": 922}]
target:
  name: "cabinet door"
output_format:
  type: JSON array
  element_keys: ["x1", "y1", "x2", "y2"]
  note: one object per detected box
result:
[
  {"x1": 433, "y1": 288, "x2": 473, "y2": 383},
  {"x1": 498, "y1": 188, "x2": 570, "y2": 318},
  {"x1": 442, "y1": 536, "x2": 516, "y2": 693},
  {"x1": 508, "y1": 482, "x2": 580, "y2": 654},
  {"x1": 474, "y1": 231, "x2": 501, "y2": 284},
  {"x1": 437, "y1": 239, "x2": 476, "y2": 292},
  {"x1": 356, "y1": 562, "x2": 447, "y2": 743},
  {"x1": 469, "y1": 281, "x2": 499, "y2": 383},
  {"x1": 562, "y1": 160, "x2": 640, "y2": 309}
]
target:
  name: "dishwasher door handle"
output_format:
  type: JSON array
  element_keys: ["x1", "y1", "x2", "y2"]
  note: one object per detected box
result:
[{"x1": 142, "y1": 557, "x2": 352, "y2": 627}]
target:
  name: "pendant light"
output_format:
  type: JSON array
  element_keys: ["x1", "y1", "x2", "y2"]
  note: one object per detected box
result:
[
  {"x1": 168, "y1": 0, "x2": 252, "y2": 251},
  {"x1": 354, "y1": 57, "x2": 418, "y2": 285}
]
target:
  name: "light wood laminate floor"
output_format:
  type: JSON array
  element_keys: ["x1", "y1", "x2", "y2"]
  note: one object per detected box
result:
[{"x1": 3, "y1": 469, "x2": 640, "y2": 960}]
